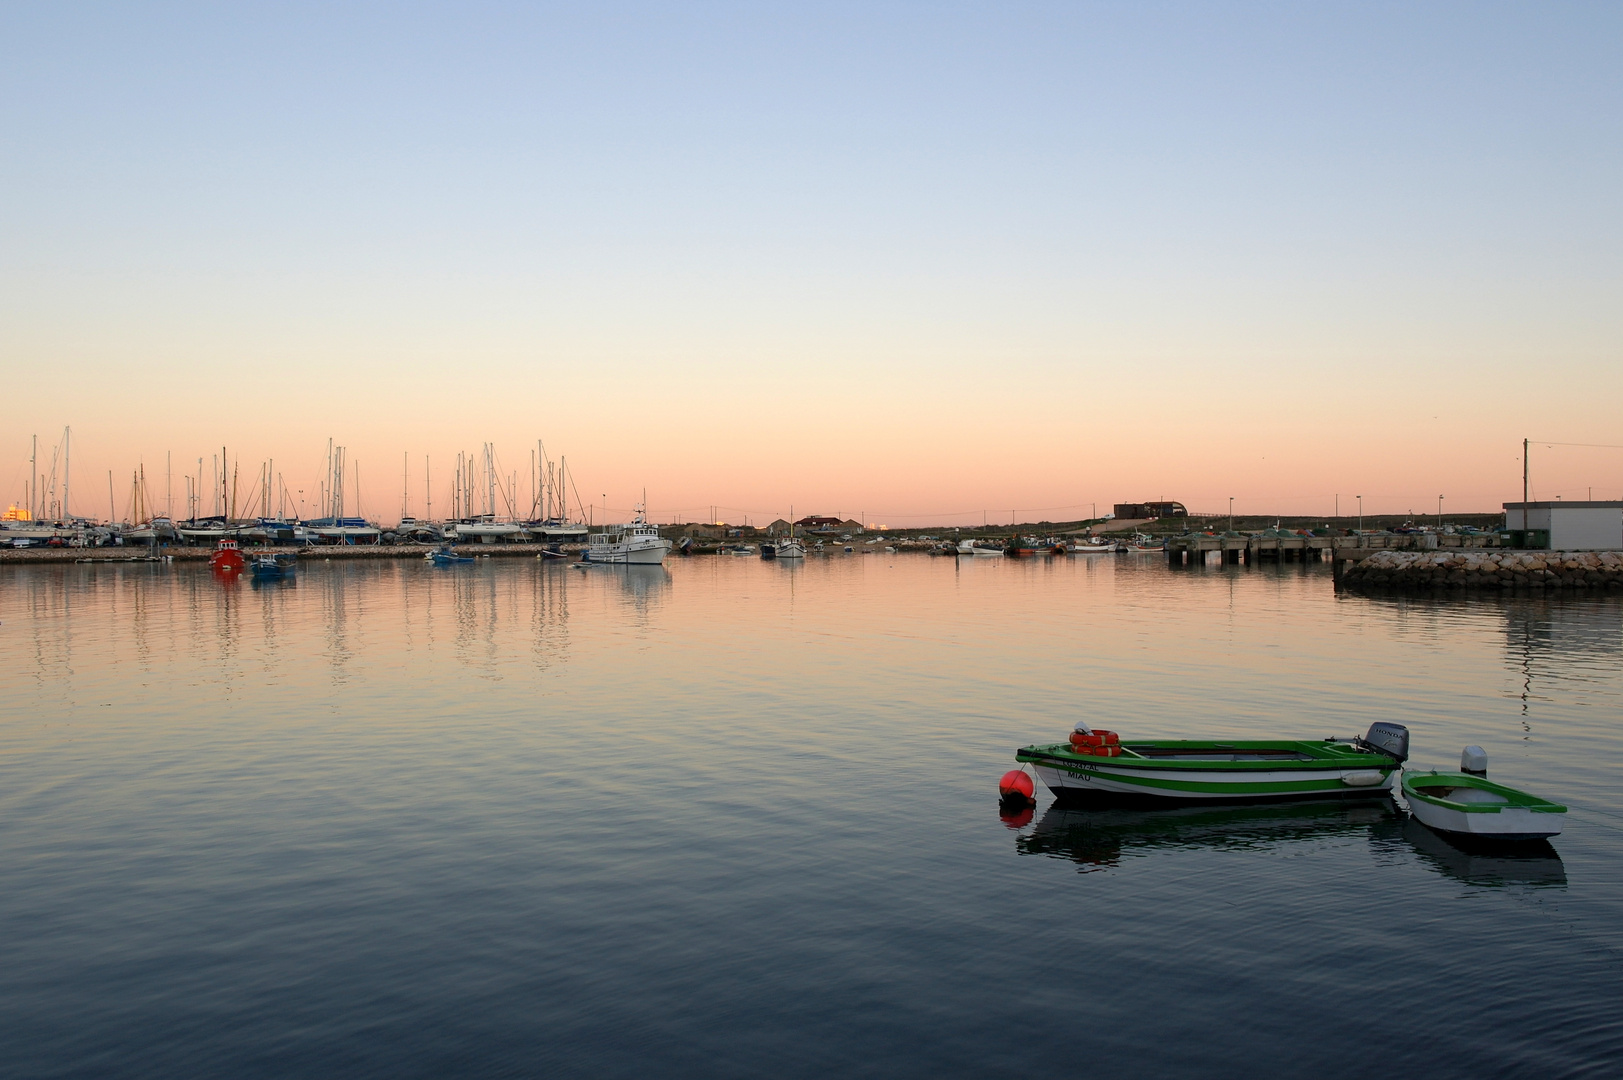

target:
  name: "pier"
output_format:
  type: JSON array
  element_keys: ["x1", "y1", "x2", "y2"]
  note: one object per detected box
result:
[{"x1": 1161, "y1": 531, "x2": 1502, "y2": 571}]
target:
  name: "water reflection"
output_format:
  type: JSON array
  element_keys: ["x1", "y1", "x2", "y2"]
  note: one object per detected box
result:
[
  {"x1": 1016, "y1": 800, "x2": 1399, "y2": 871},
  {"x1": 1500, "y1": 596, "x2": 1623, "y2": 720},
  {"x1": 613, "y1": 564, "x2": 672, "y2": 603},
  {"x1": 1402, "y1": 819, "x2": 1567, "y2": 888}
]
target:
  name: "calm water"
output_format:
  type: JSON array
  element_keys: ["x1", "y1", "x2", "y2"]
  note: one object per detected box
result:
[{"x1": 1, "y1": 552, "x2": 1620, "y2": 1078}]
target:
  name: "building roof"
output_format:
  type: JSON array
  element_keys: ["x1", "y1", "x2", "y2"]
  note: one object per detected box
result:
[{"x1": 1504, "y1": 501, "x2": 1623, "y2": 509}]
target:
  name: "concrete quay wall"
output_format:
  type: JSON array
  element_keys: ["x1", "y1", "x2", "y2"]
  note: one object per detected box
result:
[{"x1": 1341, "y1": 549, "x2": 1623, "y2": 592}]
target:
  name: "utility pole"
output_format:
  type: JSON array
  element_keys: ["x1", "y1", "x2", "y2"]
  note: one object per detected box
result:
[
  {"x1": 1229, "y1": 497, "x2": 1234, "y2": 534},
  {"x1": 1523, "y1": 438, "x2": 1529, "y2": 506},
  {"x1": 1357, "y1": 495, "x2": 1363, "y2": 534}
]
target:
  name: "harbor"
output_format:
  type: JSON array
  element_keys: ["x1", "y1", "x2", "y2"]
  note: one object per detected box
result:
[
  {"x1": 4, "y1": 539, "x2": 1619, "y2": 1077},
  {"x1": 8, "y1": 5, "x2": 1621, "y2": 1075}
]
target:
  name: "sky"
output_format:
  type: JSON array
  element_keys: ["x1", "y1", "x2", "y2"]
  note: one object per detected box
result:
[{"x1": 2, "y1": 2, "x2": 1620, "y2": 525}]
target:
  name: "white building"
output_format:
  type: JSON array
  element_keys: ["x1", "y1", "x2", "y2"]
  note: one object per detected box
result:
[{"x1": 1503, "y1": 501, "x2": 1623, "y2": 551}]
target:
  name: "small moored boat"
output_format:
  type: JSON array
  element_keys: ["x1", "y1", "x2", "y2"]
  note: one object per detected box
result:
[
  {"x1": 208, "y1": 539, "x2": 246, "y2": 574},
  {"x1": 1017, "y1": 722, "x2": 1409, "y2": 804},
  {"x1": 1402, "y1": 747, "x2": 1565, "y2": 839},
  {"x1": 427, "y1": 544, "x2": 474, "y2": 566},
  {"x1": 250, "y1": 552, "x2": 297, "y2": 580}
]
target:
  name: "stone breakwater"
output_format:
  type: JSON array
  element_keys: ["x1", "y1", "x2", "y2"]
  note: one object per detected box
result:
[{"x1": 1342, "y1": 550, "x2": 1623, "y2": 591}]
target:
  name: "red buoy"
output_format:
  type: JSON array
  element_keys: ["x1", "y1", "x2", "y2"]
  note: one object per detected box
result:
[{"x1": 998, "y1": 769, "x2": 1035, "y2": 802}]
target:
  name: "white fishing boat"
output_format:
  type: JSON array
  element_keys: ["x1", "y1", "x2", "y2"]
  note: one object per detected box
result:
[
  {"x1": 957, "y1": 539, "x2": 1004, "y2": 556},
  {"x1": 775, "y1": 537, "x2": 807, "y2": 559},
  {"x1": 583, "y1": 506, "x2": 672, "y2": 565},
  {"x1": 1070, "y1": 539, "x2": 1119, "y2": 553},
  {"x1": 1402, "y1": 747, "x2": 1565, "y2": 840}
]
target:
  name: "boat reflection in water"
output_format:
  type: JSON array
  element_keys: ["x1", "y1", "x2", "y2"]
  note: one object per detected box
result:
[
  {"x1": 1015, "y1": 800, "x2": 1399, "y2": 872},
  {"x1": 1402, "y1": 819, "x2": 1566, "y2": 888}
]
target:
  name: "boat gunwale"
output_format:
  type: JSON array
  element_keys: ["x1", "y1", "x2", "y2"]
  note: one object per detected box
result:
[
  {"x1": 1402, "y1": 771, "x2": 1567, "y2": 814},
  {"x1": 1018, "y1": 740, "x2": 1399, "y2": 772}
]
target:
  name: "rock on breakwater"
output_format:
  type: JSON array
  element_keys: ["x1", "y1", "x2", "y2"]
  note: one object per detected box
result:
[{"x1": 1342, "y1": 549, "x2": 1623, "y2": 592}]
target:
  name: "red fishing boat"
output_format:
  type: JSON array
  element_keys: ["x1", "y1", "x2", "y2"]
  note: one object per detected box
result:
[{"x1": 208, "y1": 538, "x2": 246, "y2": 574}]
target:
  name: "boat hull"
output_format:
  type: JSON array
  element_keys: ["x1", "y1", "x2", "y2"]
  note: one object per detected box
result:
[
  {"x1": 1020, "y1": 742, "x2": 1399, "y2": 804},
  {"x1": 584, "y1": 545, "x2": 669, "y2": 564},
  {"x1": 1407, "y1": 799, "x2": 1562, "y2": 839},
  {"x1": 1402, "y1": 772, "x2": 1565, "y2": 839}
]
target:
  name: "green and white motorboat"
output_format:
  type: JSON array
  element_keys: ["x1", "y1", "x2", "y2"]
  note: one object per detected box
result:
[
  {"x1": 1401, "y1": 746, "x2": 1566, "y2": 840},
  {"x1": 1016, "y1": 722, "x2": 1409, "y2": 804}
]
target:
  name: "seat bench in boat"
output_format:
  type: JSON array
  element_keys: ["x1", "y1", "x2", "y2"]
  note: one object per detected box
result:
[{"x1": 1123, "y1": 746, "x2": 1317, "y2": 762}]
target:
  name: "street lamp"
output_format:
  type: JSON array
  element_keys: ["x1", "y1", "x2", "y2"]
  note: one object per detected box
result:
[
  {"x1": 1438, "y1": 494, "x2": 1444, "y2": 529},
  {"x1": 1229, "y1": 496, "x2": 1234, "y2": 534},
  {"x1": 1357, "y1": 495, "x2": 1363, "y2": 534}
]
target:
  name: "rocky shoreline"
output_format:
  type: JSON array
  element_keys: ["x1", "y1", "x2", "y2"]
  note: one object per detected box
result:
[{"x1": 1342, "y1": 550, "x2": 1623, "y2": 592}]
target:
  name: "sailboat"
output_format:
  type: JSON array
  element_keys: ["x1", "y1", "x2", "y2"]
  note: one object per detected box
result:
[
  {"x1": 122, "y1": 466, "x2": 178, "y2": 544},
  {"x1": 307, "y1": 442, "x2": 381, "y2": 544}
]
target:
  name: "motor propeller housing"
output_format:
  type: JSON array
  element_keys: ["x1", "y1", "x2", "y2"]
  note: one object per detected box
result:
[{"x1": 1356, "y1": 722, "x2": 1410, "y2": 762}]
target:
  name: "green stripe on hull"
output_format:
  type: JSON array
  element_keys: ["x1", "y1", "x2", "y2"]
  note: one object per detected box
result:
[
  {"x1": 1040, "y1": 764, "x2": 1375, "y2": 795},
  {"x1": 1020, "y1": 740, "x2": 1398, "y2": 801}
]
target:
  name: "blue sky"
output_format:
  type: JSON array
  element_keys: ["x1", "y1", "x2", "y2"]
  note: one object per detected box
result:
[{"x1": 3, "y1": 3, "x2": 1620, "y2": 521}]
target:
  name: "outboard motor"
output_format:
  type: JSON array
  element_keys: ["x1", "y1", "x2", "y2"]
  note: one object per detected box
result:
[
  {"x1": 1460, "y1": 745, "x2": 1488, "y2": 774},
  {"x1": 1355, "y1": 722, "x2": 1410, "y2": 762}
]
